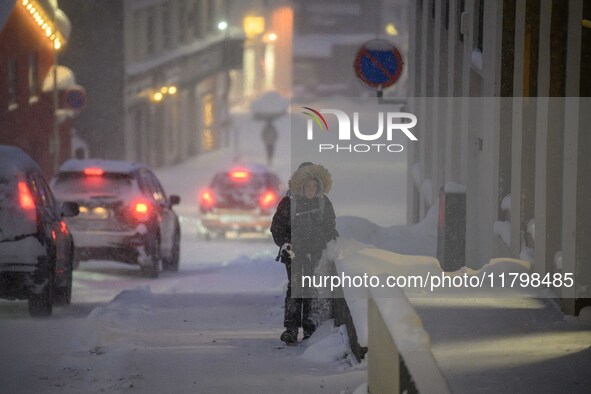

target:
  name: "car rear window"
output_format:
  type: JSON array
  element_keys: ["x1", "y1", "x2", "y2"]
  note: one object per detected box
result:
[
  {"x1": 0, "y1": 177, "x2": 17, "y2": 211},
  {"x1": 52, "y1": 173, "x2": 134, "y2": 198},
  {"x1": 212, "y1": 172, "x2": 267, "y2": 191},
  {"x1": 0, "y1": 177, "x2": 37, "y2": 239}
]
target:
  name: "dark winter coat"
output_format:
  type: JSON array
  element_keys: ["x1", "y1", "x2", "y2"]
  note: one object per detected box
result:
[
  {"x1": 261, "y1": 123, "x2": 278, "y2": 145},
  {"x1": 271, "y1": 164, "x2": 338, "y2": 264}
]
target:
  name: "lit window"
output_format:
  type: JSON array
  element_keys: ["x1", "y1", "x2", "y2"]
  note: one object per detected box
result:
[{"x1": 202, "y1": 94, "x2": 214, "y2": 151}]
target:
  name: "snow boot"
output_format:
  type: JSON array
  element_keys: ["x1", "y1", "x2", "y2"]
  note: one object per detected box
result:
[
  {"x1": 303, "y1": 326, "x2": 316, "y2": 340},
  {"x1": 280, "y1": 328, "x2": 298, "y2": 344}
]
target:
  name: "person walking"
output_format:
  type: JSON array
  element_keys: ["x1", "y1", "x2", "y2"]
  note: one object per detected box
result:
[
  {"x1": 271, "y1": 162, "x2": 339, "y2": 344},
  {"x1": 261, "y1": 120, "x2": 278, "y2": 165}
]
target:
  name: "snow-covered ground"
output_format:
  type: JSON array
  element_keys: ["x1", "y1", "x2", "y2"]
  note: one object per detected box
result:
[
  {"x1": 1, "y1": 98, "x2": 590, "y2": 393},
  {"x1": 0, "y1": 104, "x2": 368, "y2": 394}
]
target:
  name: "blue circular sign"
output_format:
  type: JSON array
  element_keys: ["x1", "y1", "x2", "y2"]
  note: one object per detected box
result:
[
  {"x1": 65, "y1": 89, "x2": 87, "y2": 110},
  {"x1": 354, "y1": 39, "x2": 404, "y2": 89}
]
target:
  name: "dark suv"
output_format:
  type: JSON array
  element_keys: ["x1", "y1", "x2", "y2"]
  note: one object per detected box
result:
[
  {"x1": 0, "y1": 145, "x2": 79, "y2": 316},
  {"x1": 51, "y1": 159, "x2": 181, "y2": 278},
  {"x1": 199, "y1": 164, "x2": 284, "y2": 239}
]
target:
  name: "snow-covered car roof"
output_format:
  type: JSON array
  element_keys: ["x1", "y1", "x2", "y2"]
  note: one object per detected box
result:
[
  {"x1": 57, "y1": 159, "x2": 148, "y2": 174},
  {"x1": 0, "y1": 145, "x2": 42, "y2": 177}
]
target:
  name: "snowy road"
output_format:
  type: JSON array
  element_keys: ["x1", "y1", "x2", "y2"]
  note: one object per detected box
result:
[
  {"x1": 0, "y1": 107, "x2": 367, "y2": 393},
  {"x1": 0, "y1": 237, "x2": 364, "y2": 394},
  {"x1": 2, "y1": 100, "x2": 590, "y2": 394},
  {"x1": 0, "y1": 238, "x2": 365, "y2": 393}
]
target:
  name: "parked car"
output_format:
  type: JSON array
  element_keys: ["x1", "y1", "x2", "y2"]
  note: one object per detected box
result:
[
  {"x1": 0, "y1": 145, "x2": 79, "y2": 316},
  {"x1": 51, "y1": 159, "x2": 181, "y2": 278},
  {"x1": 198, "y1": 164, "x2": 284, "y2": 240}
]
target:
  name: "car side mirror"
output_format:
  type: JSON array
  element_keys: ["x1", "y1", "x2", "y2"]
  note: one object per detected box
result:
[
  {"x1": 61, "y1": 201, "x2": 80, "y2": 217},
  {"x1": 169, "y1": 195, "x2": 181, "y2": 206}
]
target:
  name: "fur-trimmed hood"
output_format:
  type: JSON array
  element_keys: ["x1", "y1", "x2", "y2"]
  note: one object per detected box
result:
[{"x1": 288, "y1": 164, "x2": 332, "y2": 196}]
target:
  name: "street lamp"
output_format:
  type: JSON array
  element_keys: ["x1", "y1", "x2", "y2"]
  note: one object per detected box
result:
[{"x1": 217, "y1": 20, "x2": 228, "y2": 32}]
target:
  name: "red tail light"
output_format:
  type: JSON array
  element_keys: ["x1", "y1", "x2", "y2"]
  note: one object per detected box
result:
[
  {"x1": 18, "y1": 181, "x2": 37, "y2": 221},
  {"x1": 199, "y1": 189, "x2": 216, "y2": 210},
  {"x1": 259, "y1": 190, "x2": 278, "y2": 210},
  {"x1": 131, "y1": 198, "x2": 152, "y2": 222},
  {"x1": 229, "y1": 169, "x2": 250, "y2": 182},
  {"x1": 83, "y1": 167, "x2": 104, "y2": 176}
]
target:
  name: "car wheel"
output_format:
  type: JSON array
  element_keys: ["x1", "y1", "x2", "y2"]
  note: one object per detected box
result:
[
  {"x1": 53, "y1": 264, "x2": 73, "y2": 306},
  {"x1": 28, "y1": 257, "x2": 54, "y2": 317},
  {"x1": 163, "y1": 230, "x2": 180, "y2": 272}
]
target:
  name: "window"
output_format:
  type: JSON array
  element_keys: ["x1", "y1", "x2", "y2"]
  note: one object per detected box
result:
[
  {"x1": 477, "y1": 0, "x2": 484, "y2": 51},
  {"x1": 147, "y1": 9, "x2": 155, "y2": 55},
  {"x1": 162, "y1": 6, "x2": 171, "y2": 49},
  {"x1": 52, "y1": 173, "x2": 133, "y2": 196},
  {"x1": 28, "y1": 52, "x2": 39, "y2": 101},
  {"x1": 31, "y1": 173, "x2": 57, "y2": 213},
  {"x1": 207, "y1": 0, "x2": 216, "y2": 34},
  {"x1": 178, "y1": 0, "x2": 186, "y2": 43},
  {"x1": 133, "y1": 11, "x2": 142, "y2": 60},
  {"x1": 139, "y1": 170, "x2": 165, "y2": 203},
  {"x1": 444, "y1": 0, "x2": 450, "y2": 30},
  {"x1": 457, "y1": 0, "x2": 465, "y2": 42},
  {"x1": 147, "y1": 172, "x2": 167, "y2": 203},
  {"x1": 8, "y1": 60, "x2": 17, "y2": 109},
  {"x1": 191, "y1": 1, "x2": 203, "y2": 39}
]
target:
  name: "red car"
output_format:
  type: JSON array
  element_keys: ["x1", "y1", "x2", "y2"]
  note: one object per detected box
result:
[{"x1": 198, "y1": 164, "x2": 284, "y2": 240}]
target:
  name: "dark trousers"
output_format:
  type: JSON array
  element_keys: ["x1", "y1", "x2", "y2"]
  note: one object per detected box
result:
[
  {"x1": 265, "y1": 143, "x2": 275, "y2": 165},
  {"x1": 284, "y1": 258, "x2": 317, "y2": 333}
]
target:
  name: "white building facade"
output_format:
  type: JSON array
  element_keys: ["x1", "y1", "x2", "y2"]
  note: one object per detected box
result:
[
  {"x1": 123, "y1": 0, "x2": 241, "y2": 166},
  {"x1": 408, "y1": 0, "x2": 590, "y2": 314}
]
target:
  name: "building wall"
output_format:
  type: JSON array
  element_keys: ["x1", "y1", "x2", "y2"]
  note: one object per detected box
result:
[
  {"x1": 59, "y1": 0, "x2": 125, "y2": 161},
  {"x1": 60, "y1": 0, "x2": 242, "y2": 169},
  {"x1": 409, "y1": 0, "x2": 590, "y2": 314},
  {"x1": 292, "y1": 0, "x2": 386, "y2": 96},
  {"x1": 0, "y1": 2, "x2": 71, "y2": 177}
]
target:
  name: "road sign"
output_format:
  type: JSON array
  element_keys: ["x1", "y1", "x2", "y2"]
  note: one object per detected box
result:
[
  {"x1": 64, "y1": 88, "x2": 87, "y2": 110},
  {"x1": 354, "y1": 39, "x2": 404, "y2": 89}
]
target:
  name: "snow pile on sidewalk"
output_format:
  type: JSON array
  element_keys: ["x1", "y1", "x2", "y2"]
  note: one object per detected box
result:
[
  {"x1": 336, "y1": 196, "x2": 438, "y2": 257},
  {"x1": 301, "y1": 320, "x2": 360, "y2": 370}
]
